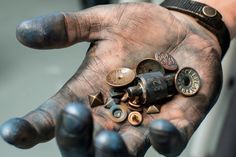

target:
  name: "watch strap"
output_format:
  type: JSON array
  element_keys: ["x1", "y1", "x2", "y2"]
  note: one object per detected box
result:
[{"x1": 160, "y1": 0, "x2": 230, "y2": 58}]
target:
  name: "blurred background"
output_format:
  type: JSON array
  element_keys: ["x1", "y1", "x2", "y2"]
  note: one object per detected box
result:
[{"x1": 0, "y1": 0, "x2": 236, "y2": 156}]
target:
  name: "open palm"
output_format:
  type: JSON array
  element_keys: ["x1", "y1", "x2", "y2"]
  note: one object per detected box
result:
[{"x1": 1, "y1": 3, "x2": 223, "y2": 157}]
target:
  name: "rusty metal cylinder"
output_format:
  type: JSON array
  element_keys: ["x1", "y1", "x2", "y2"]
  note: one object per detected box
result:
[{"x1": 127, "y1": 72, "x2": 175, "y2": 105}]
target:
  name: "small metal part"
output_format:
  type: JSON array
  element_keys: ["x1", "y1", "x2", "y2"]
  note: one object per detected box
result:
[
  {"x1": 128, "y1": 102, "x2": 141, "y2": 108},
  {"x1": 202, "y1": 6, "x2": 217, "y2": 17},
  {"x1": 146, "y1": 105, "x2": 160, "y2": 114},
  {"x1": 88, "y1": 91, "x2": 104, "y2": 108},
  {"x1": 175, "y1": 67, "x2": 201, "y2": 96},
  {"x1": 136, "y1": 58, "x2": 165, "y2": 75},
  {"x1": 128, "y1": 111, "x2": 143, "y2": 126},
  {"x1": 106, "y1": 68, "x2": 136, "y2": 87},
  {"x1": 128, "y1": 105, "x2": 143, "y2": 112},
  {"x1": 128, "y1": 104, "x2": 142, "y2": 110},
  {"x1": 155, "y1": 52, "x2": 178, "y2": 71},
  {"x1": 109, "y1": 88, "x2": 125, "y2": 98},
  {"x1": 109, "y1": 105, "x2": 128, "y2": 123},
  {"x1": 164, "y1": 73, "x2": 177, "y2": 95},
  {"x1": 104, "y1": 97, "x2": 116, "y2": 109},
  {"x1": 127, "y1": 84, "x2": 143, "y2": 98},
  {"x1": 114, "y1": 110, "x2": 122, "y2": 118},
  {"x1": 127, "y1": 97, "x2": 143, "y2": 112},
  {"x1": 121, "y1": 92, "x2": 129, "y2": 102},
  {"x1": 128, "y1": 97, "x2": 141, "y2": 108},
  {"x1": 113, "y1": 98, "x2": 121, "y2": 104},
  {"x1": 127, "y1": 72, "x2": 171, "y2": 105}
]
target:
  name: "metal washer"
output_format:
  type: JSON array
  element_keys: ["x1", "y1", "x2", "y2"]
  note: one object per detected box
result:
[
  {"x1": 128, "y1": 111, "x2": 143, "y2": 126},
  {"x1": 175, "y1": 67, "x2": 201, "y2": 96},
  {"x1": 109, "y1": 105, "x2": 128, "y2": 123}
]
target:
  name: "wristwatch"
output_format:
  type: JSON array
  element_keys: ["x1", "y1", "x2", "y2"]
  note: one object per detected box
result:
[{"x1": 160, "y1": 0, "x2": 230, "y2": 58}]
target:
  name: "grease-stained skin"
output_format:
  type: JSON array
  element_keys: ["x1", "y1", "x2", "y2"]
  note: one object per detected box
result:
[{"x1": 0, "y1": 3, "x2": 223, "y2": 157}]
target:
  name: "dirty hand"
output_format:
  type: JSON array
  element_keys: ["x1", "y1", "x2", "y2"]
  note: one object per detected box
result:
[{"x1": 0, "y1": 2, "x2": 223, "y2": 157}]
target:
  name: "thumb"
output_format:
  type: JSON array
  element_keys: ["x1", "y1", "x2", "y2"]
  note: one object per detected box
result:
[{"x1": 16, "y1": 5, "x2": 115, "y2": 49}]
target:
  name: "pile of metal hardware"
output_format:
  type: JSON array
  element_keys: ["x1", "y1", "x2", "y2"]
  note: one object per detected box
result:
[{"x1": 88, "y1": 52, "x2": 201, "y2": 126}]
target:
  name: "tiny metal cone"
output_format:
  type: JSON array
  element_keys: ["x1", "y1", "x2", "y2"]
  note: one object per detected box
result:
[
  {"x1": 88, "y1": 91, "x2": 104, "y2": 108},
  {"x1": 146, "y1": 105, "x2": 160, "y2": 114},
  {"x1": 104, "y1": 98, "x2": 116, "y2": 109}
]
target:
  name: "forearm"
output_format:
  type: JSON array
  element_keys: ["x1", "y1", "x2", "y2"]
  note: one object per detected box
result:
[{"x1": 196, "y1": 0, "x2": 236, "y2": 39}]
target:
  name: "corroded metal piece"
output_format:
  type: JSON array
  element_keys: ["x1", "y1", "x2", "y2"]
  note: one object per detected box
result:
[
  {"x1": 175, "y1": 67, "x2": 201, "y2": 96},
  {"x1": 136, "y1": 58, "x2": 165, "y2": 75},
  {"x1": 128, "y1": 101, "x2": 141, "y2": 108},
  {"x1": 109, "y1": 105, "x2": 128, "y2": 123},
  {"x1": 88, "y1": 91, "x2": 104, "y2": 108},
  {"x1": 127, "y1": 84, "x2": 143, "y2": 98},
  {"x1": 146, "y1": 105, "x2": 160, "y2": 114},
  {"x1": 128, "y1": 111, "x2": 143, "y2": 126},
  {"x1": 202, "y1": 6, "x2": 217, "y2": 17},
  {"x1": 128, "y1": 105, "x2": 143, "y2": 112},
  {"x1": 121, "y1": 92, "x2": 129, "y2": 102},
  {"x1": 127, "y1": 97, "x2": 143, "y2": 112},
  {"x1": 109, "y1": 88, "x2": 125, "y2": 98},
  {"x1": 155, "y1": 52, "x2": 178, "y2": 71},
  {"x1": 113, "y1": 98, "x2": 121, "y2": 104},
  {"x1": 128, "y1": 97, "x2": 141, "y2": 108},
  {"x1": 127, "y1": 72, "x2": 170, "y2": 105},
  {"x1": 104, "y1": 97, "x2": 116, "y2": 109},
  {"x1": 106, "y1": 68, "x2": 136, "y2": 87},
  {"x1": 164, "y1": 73, "x2": 177, "y2": 95}
]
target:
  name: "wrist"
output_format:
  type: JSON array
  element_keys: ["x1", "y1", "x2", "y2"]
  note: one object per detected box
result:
[
  {"x1": 196, "y1": 0, "x2": 236, "y2": 38},
  {"x1": 170, "y1": 10, "x2": 222, "y2": 57},
  {"x1": 160, "y1": 0, "x2": 231, "y2": 58}
]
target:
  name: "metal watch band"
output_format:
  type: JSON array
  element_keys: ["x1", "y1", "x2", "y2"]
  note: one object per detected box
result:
[{"x1": 160, "y1": 0, "x2": 230, "y2": 58}]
